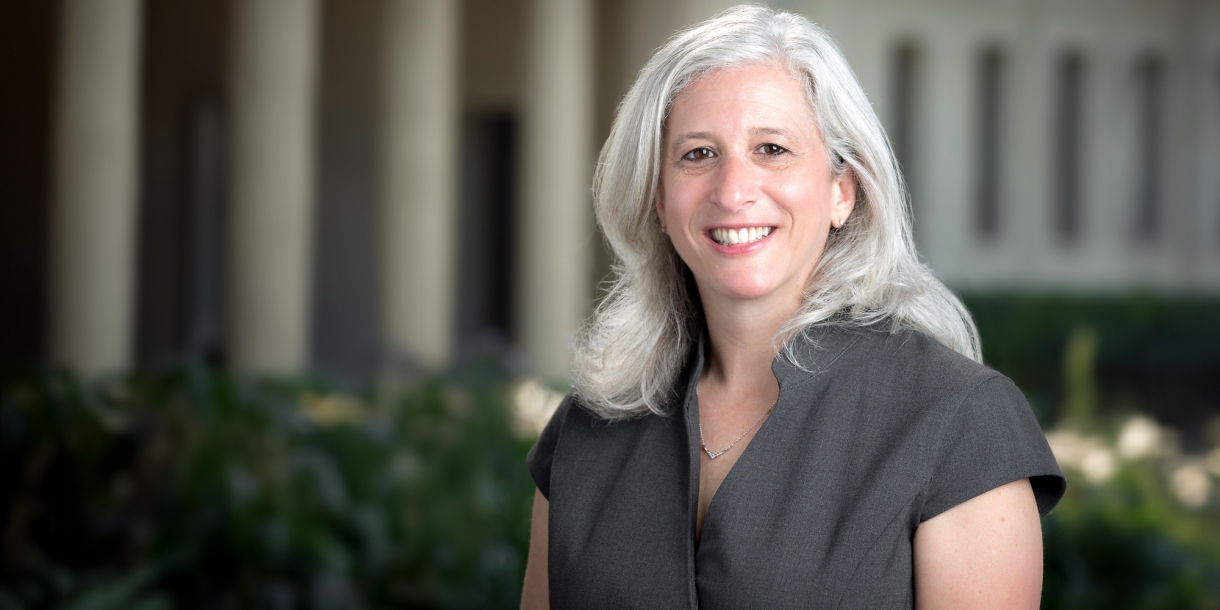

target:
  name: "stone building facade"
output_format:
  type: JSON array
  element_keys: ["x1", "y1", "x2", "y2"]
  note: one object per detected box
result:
[{"x1": 2, "y1": 0, "x2": 1217, "y2": 383}]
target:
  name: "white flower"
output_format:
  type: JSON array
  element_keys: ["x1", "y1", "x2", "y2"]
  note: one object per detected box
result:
[
  {"x1": 301, "y1": 392, "x2": 366, "y2": 425},
  {"x1": 1204, "y1": 416, "x2": 1220, "y2": 448},
  {"x1": 512, "y1": 378, "x2": 564, "y2": 438},
  {"x1": 1206, "y1": 447, "x2": 1220, "y2": 479},
  {"x1": 1080, "y1": 447, "x2": 1117, "y2": 484},
  {"x1": 1117, "y1": 415, "x2": 1161, "y2": 460},
  {"x1": 1046, "y1": 430, "x2": 1089, "y2": 468},
  {"x1": 1046, "y1": 429, "x2": 1117, "y2": 484},
  {"x1": 1170, "y1": 462, "x2": 1211, "y2": 508}
]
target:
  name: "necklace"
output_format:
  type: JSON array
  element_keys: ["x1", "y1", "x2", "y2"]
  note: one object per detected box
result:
[{"x1": 697, "y1": 388, "x2": 775, "y2": 459}]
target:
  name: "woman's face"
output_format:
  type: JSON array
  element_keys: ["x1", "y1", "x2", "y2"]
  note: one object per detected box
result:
[{"x1": 657, "y1": 62, "x2": 855, "y2": 308}]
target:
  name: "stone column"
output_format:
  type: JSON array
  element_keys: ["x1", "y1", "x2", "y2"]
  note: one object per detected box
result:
[
  {"x1": 379, "y1": 0, "x2": 459, "y2": 370},
  {"x1": 908, "y1": 37, "x2": 969, "y2": 285},
  {"x1": 227, "y1": 0, "x2": 320, "y2": 374},
  {"x1": 49, "y1": 0, "x2": 143, "y2": 376},
  {"x1": 518, "y1": 0, "x2": 595, "y2": 381}
]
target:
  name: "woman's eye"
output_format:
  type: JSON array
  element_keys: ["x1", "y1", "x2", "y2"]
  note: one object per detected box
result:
[
  {"x1": 759, "y1": 143, "x2": 788, "y2": 156},
  {"x1": 682, "y1": 147, "x2": 715, "y2": 161}
]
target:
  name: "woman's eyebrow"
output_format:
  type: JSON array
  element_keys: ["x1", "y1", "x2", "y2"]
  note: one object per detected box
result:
[
  {"x1": 669, "y1": 131, "x2": 713, "y2": 151},
  {"x1": 750, "y1": 126, "x2": 797, "y2": 139},
  {"x1": 670, "y1": 127, "x2": 797, "y2": 150}
]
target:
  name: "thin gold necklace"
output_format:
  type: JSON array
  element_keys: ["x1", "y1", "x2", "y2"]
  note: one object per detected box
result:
[{"x1": 696, "y1": 388, "x2": 775, "y2": 459}]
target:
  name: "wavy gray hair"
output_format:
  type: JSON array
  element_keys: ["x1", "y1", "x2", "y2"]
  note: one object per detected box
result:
[{"x1": 573, "y1": 5, "x2": 980, "y2": 420}]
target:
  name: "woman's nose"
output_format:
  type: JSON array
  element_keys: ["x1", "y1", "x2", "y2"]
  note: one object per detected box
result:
[{"x1": 709, "y1": 154, "x2": 757, "y2": 212}]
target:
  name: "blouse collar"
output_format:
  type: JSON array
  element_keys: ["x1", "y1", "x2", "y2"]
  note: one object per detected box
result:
[{"x1": 686, "y1": 322, "x2": 864, "y2": 396}]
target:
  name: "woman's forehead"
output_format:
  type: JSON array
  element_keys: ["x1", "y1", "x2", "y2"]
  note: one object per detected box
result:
[{"x1": 665, "y1": 63, "x2": 819, "y2": 141}]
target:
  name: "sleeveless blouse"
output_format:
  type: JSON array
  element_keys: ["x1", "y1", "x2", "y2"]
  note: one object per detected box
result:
[{"x1": 528, "y1": 325, "x2": 1065, "y2": 609}]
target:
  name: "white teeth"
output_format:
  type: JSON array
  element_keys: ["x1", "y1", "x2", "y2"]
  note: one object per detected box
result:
[{"x1": 711, "y1": 226, "x2": 773, "y2": 246}]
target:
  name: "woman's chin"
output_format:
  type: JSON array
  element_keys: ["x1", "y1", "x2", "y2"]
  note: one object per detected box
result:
[{"x1": 701, "y1": 278, "x2": 790, "y2": 304}]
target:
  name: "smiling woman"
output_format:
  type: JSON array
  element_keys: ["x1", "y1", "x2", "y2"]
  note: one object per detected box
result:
[{"x1": 521, "y1": 6, "x2": 1064, "y2": 610}]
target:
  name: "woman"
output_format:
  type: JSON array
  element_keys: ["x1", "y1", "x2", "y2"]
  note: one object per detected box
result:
[{"x1": 522, "y1": 6, "x2": 1064, "y2": 609}]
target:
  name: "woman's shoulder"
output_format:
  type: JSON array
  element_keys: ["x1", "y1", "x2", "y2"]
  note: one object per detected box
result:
[
  {"x1": 787, "y1": 322, "x2": 1002, "y2": 402},
  {"x1": 787, "y1": 322, "x2": 1065, "y2": 518},
  {"x1": 526, "y1": 390, "x2": 674, "y2": 499}
]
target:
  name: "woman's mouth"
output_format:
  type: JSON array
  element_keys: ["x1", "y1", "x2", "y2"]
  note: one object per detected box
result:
[{"x1": 709, "y1": 226, "x2": 774, "y2": 246}]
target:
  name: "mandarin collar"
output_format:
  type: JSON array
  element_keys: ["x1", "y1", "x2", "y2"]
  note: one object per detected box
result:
[{"x1": 686, "y1": 322, "x2": 863, "y2": 396}]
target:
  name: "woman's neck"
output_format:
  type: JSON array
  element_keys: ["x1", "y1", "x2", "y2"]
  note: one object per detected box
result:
[{"x1": 699, "y1": 290, "x2": 800, "y2": 391}]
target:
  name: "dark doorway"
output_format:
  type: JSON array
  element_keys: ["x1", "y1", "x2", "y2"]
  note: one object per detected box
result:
[{"x1": 455, "y1": 113, "x2": 518, "y2": 360}]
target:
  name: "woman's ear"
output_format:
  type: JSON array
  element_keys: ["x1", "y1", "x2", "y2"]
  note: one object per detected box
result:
[{"x1": 830, "y1": 171, "x2": 857, "y2": 229}]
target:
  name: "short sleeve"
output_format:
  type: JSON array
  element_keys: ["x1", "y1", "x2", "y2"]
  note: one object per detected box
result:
[
  {"x1": 526, "y1": 394, "x2": 574, "y2": 500},
  {"x1": 920, "y1": 375, "x2": 1066, "y2": 521}
]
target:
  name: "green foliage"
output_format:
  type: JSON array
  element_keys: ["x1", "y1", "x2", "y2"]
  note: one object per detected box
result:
[
  {"x1": 1043, "y1": 462, "x2": 1220, "y2": 609},
  {"x1": 1061, "y1": 325, "x2": 1101, "y2": 428},
  {"x1": 0, "y1": 364, "x2": 535, "y2": 609},
  {"x1": 1029, "y1": 299, "x2": 1220, "y2": 608},
  {"x1": 58, "y1": 563, "x2": 170, "y2": 610},
  {"x1": 961, "y1": 293, "x2": 1220, "y2": 427},
  {"x1": 4, "y1": 294, "x2": 1220, "y2": 607}
]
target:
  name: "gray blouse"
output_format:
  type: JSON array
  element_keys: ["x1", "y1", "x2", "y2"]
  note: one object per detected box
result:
[{"x1": 528, "y1": 324, "x2": 1065, "y2": 609}]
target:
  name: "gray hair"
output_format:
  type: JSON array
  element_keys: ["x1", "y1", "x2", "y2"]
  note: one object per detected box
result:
[{"x1": 573, "y1": 4, "x2": 980, "y2": 420}]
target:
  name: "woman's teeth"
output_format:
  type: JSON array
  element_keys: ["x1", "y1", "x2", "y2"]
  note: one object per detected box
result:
[{"x1": 710, "y1": 226, "x2": 773, "y2": 246}]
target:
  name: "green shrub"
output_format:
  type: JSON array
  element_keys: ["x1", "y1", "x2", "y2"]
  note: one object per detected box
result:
[
  {"x1": 1043, "y1": 465, "x2": 1220, "y2": 608},
  {"x1": 0, "y1": 364, "x2": 535, "y2": 609},
  {"x1": 4, "y1": 293, "x2": 1220, "y2": 608},
  {"x1": 962, "y1": 293, "x2": 1220, "y2": 428}
]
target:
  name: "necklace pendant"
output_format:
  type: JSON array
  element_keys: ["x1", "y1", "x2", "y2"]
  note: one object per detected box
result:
[{"x1": 695, "y1": 386, "x2": 776, "y2": 462}]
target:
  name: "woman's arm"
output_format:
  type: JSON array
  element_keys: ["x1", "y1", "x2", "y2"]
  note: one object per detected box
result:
[
  {"x1": 912, "y1": 478, "x2": 1043, "y2": 609},
  {"x1": 521, "y1": 488, "x2": 550, "y2": 610}
]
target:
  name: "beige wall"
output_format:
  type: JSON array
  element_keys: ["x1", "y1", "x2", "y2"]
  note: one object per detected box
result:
[
  {"x1": 32, "y1": 0, "x2": 1220, "y2": 378},
  {"x1": 611, "y1": 0, "x2": 1220, "y2": 293}
]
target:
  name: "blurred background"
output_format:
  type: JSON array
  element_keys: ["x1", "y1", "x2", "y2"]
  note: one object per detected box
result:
[{"x1": 1, "y1": 0, "x2": 1219, "y2": 608}]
